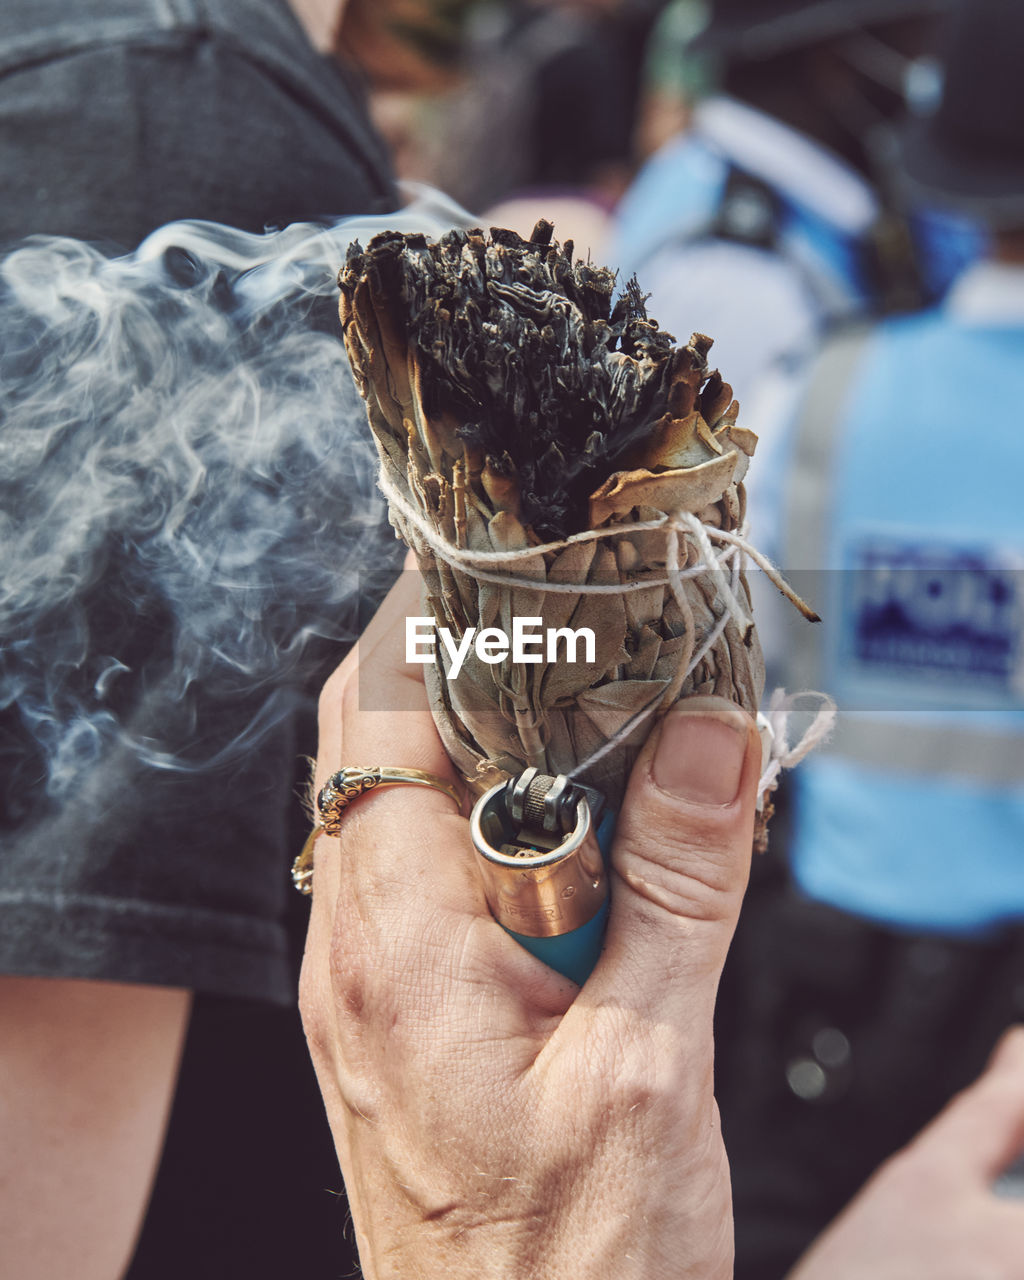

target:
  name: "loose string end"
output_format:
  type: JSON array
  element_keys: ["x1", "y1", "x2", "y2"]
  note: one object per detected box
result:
[{"x1": 756, "y1": 688, "x2": 837, "y2": 802}]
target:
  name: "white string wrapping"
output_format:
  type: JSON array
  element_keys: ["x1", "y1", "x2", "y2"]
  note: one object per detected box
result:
[
  {"x1": 377, "y1": 465, "x2": 835, "y2": 806},
  {"x1": 757, "y1": 689, "x2": 838, "y2": 797}
]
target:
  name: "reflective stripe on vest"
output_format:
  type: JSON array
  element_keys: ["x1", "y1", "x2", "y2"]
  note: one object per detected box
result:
[
  {"x1": 782, "y1": 324, "x2": 1023, "y2": 779},
  {"x1": 830, "y1": 716, "x2": 1024, "y2": 788},
  {"x1": 781, "y1": 326, "x2": 871, "y2": 692}
]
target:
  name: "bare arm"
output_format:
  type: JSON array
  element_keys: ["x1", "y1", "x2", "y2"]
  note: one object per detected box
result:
[{"x1": 0, "y1": 976, "x2": 191, "y2": 1280}]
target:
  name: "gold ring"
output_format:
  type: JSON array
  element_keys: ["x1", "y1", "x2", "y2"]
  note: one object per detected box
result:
[{"x1": 291, "y1": 766, "x2": 462, "y2": 896}]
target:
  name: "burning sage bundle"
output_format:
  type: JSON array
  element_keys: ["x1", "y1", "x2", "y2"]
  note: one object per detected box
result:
[{"x1": 338, "y1": 221, "x2": 798, "y2": 842}]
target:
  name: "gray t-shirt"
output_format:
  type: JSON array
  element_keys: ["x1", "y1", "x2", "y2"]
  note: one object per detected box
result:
[
  {"x1": 0, "y1": 0, "x2": 396, "y2": 1003},
  {"x1": 0, "y1": 0, "x2": 395, "y2": 248}
]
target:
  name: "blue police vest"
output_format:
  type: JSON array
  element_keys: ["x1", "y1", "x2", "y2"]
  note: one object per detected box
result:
[
  {"x1": 610, "y1": 100, "x2": 983, "y2": 326},
  {"x1": 781, "y1": 311, "x2": 1024, "y2": 934},
  {"x1": 609, "y1": 118, "x2": 876, "y2": 320}
]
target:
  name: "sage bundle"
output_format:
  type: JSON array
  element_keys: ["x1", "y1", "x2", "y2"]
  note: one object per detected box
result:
[{"x1": 338, "y1": 221, "x2": 805, "y2": 845}]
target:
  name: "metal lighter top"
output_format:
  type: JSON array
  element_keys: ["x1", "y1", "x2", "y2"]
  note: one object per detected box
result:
[{"x1": 470, "y1": 769, "x2": 608, "y2": 946}]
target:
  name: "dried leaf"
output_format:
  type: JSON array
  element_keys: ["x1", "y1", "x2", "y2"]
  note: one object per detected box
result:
[{"x1": 339, "y1": 226, "x2": 773, "y2": 841}]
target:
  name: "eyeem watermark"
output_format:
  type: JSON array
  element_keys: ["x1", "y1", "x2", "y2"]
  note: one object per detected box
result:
[{"x1": 406, "y1": 616, "x2": 596, "y2": 679}]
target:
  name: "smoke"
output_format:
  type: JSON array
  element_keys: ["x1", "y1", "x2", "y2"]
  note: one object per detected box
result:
[{"x1": 0, "y1": 185, "x2": 470, "y2": 832}]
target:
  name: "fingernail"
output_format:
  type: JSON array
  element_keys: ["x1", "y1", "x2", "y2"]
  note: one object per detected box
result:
[{"x1": 653, "y1": 697, "x2": 750, "y2": 806}]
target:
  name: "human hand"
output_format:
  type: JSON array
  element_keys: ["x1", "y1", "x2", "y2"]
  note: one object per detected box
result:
[
  {"x1": 299, "y1": 571, "x2": 762, "y2": 1280},
  {"x1": 788, "y1": 1027, "x2": 1024, "y2": 1280}
]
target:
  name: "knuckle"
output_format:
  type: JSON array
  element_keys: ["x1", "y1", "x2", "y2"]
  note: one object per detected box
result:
[
  {"x1": 614, "y1": 836, "x2": 744, "y2": 924},
  {"x1": 604, "y1": 1061, "x2": 674, "y2": 1118},
  {"x1": 300, "y1": 908, "x2": 378, "y2": 1052},
  {"x1": 300, "y1": 926, "x2": 388, "y2": 1128},
  {"x1": 588, "y1": 1011, "x2": 700, "y2": 1119},
  {"x1": 328, "y1": 916, "x2": 378, "y2": 1025},
  {"x1": 617, "y1": 789, "x2": 747, "y2": 892}
]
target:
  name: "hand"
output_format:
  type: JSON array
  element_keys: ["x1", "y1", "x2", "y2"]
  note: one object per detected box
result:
[
  {"x1": 789, "y1": 1027, "x2": 1024, "y2": 1280},
  {"x1": 299, "y1": 571, "x2": 762, "y2": 1280}
]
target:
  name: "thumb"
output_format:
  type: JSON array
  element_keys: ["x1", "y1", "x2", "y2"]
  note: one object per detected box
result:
[
  {"x1": 911, "y1": 1026, "x2": 1024, "y2": 1183},
  {"x1": 585, "y1": 695, "x2": 761, "y2": 1020}
]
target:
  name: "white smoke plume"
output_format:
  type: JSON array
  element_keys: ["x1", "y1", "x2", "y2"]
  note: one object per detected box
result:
[{"x1": 0, "y1": 185, "x2": 470, "y2": 834}]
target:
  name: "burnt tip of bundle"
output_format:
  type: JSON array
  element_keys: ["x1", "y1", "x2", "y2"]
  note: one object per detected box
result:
[{"x1": 337, "y1": 223, "x2": 729, "y2": 541}]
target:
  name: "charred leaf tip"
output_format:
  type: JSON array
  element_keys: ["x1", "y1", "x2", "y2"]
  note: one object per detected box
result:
[{"x1": 691, "y1": 332, "x2": 714, "y2": 356}]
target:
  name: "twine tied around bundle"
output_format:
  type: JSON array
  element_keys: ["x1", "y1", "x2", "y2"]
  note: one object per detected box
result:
[{"x1": 377, "y1": 467, "x2": 835, "y2": 818}]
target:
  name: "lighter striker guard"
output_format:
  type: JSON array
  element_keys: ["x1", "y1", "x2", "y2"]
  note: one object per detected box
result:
[{"x1": 469, "y1": 769, "x2": 612, "y2": 984}]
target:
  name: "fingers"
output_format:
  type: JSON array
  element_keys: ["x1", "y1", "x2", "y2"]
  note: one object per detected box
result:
[
  {"x1": 310, "y1": 569, "x2": 468, "y2": 900},
  {"x1": 303, "y1": 568, "x2": 572, "y2": 1038},
  {"x1": 301, "y1": 569, "x2": 488, "y2": 1089},
  {"x1": 911, "y1": 1026, "x2": 1024, "y2": 1182},
  {"x1": 303, "y1": 569, "x2": 468, "y2": 1006},
  {"x1": 315, "y1": 567, "x2": 449, "y2": 785},
  {"x1": 582, "y1": 696, "x2": 761, "y2": 1024}
]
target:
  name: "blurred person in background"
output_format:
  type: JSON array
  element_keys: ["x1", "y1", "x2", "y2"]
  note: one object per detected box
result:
[
  {"x1": 0, "y1": 1, "x2": 401, "y2": 1276},
  {"x1": 709, "y1": 1, "x2": 1024, "y2": 1275},
  {"x1": 337, "y1": 0, "x2": 473, "y2": 178},
  {"x1": 631, "y1": 0, "x2": 712, "y2": 160},
  {"x1": 607, "y1": 0, "x2": 982, "y2": 406},
  {"x1": 395, "y1": 0, "x2": 667, "y2": 254},
  {"x1": 424, "y1": 0, "x2": 635, "y2": 212}
]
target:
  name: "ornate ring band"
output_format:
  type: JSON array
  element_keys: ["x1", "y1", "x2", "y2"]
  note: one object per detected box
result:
[{"x1": 291, "y1": 765, "x2": 462, "y2": 896}]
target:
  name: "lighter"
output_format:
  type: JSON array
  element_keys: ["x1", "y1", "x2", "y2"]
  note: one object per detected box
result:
[{"x1": 469, "y1": 769, "x2": 610, "y2": 985}]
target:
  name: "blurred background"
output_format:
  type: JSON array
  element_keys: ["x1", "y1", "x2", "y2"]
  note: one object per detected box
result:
[{"x1": 4, "y1": 2, "x2": 1022, "y2": 1279}]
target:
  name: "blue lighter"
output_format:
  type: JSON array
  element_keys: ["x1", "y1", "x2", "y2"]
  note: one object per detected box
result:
[{"x1": 469, "y1": 769, "x2": 610, "y2": 985}]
